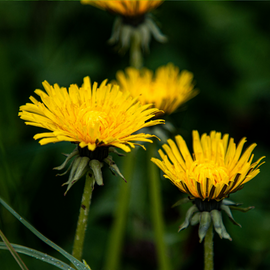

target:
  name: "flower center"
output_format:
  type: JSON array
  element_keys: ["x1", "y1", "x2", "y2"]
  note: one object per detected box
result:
[
  {"x1": 84, "y1": 110, "x2": 109, "y2": 131},
  {"x1": 190, "y1": 161, "x2": 229, "y2": 186}
]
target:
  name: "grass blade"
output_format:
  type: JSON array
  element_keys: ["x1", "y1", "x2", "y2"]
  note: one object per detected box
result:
[
  {"x1": 0, "y1": 242, "x2": 76, "y2": 270},
  {"x1": 0, "y1": 230, "x2": 29, "y2": 270},
  {"x1": 0, "y1": 196, "x2": 90, "y2": 270}
]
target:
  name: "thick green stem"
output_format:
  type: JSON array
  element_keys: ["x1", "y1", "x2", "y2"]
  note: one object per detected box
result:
[
  {"x1": 204, "y1": 223, "x2": 214, "y2": 270},
  {"x1": 104, "y1": 151, "x2": 136, "y2": 270},
  {"x1": 130, "y1": 30, "x2": 143, "y2": 69},
  {"x1": 104, "y1": 25, "x2": 142, "y2": 269},
  {"x1": 72, "y1": 172, "x2": 94, "y2": 261},
  {"x1": 148, "y1": 142, "x2": 171, "y2": 270}
]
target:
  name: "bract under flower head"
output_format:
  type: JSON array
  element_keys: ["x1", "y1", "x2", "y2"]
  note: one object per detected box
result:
[
  {"x1": 19, "y1": 77, "x2": 164, "y2": 152},
  {"x1": 176, "y1": 198, "x2": 255, "y2": 242},
  {"x1": 82, "y1": 0, "x2": 166, "y2": 68},
  {"x1": 116, "y1": 63, "x2": 197, "y2": 115},
  {"x1": 152, "y1": 130, "x2": 265, "y2": 201},
  {"x1": 81, "y1": 0, "x2": 163, "y2": 17}
]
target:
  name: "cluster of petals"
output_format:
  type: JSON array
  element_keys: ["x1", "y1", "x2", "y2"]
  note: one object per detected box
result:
[
  {"x1": 19, "y1": 77, "x2": 164, "y2": 152},
  {"x1": 81, "y1": 0, "x2": 163, "y2": 17},
  {"x1": 116, "y1": 63, "x2": 197, "y2": 115},
  {"x1": 152, "y1": 130, "x2": 265, "y2": 201}
]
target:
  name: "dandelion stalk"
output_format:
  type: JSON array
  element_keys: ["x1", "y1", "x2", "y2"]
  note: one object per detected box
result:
[
  {"x1": 72, "y1": 172, "x2": 95, "y2": 261},
  {"x1": 148, "y1": 141, "x2": 171, "y2": 270},
  {"x1": 104, "y1": 151, "x2": 136, "y2": 270},
  {"x1": 19, "y1": 73, "x2": 163, "y2": 269},
  {"x1": 204, "y1": 223, "x2": 214, "y2": 270},
  {"x1": 152, "y1": 131, "x2": 264, "y2": 270},
  {"x1": 130, "y1": 30, "x2": 143, "y2": 69},
  {"x1": 104, "y1": 15, "x2": 146, "y2": 268}
]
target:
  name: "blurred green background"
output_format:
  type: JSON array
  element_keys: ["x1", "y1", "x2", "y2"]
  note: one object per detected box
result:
[{"x1": 1, "y1": 1, "x2": 270, "y2": 269}]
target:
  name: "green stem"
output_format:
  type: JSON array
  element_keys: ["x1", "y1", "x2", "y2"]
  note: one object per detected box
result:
[
  {"x1": 104, "y1": 151, "x2": 136, "y2": 270},
  {"x1": 204, "y1": 223, "x2": 214, "y2": 270},
  {"x1": 72, "y1": 172, "x2": 95, "y2": 261},
  {"x1": 148, "y1": 142, "x2": 171, "y2": 270},
  {"x1": 130, "y1": 30, "x2": 143, "y2": 69}
]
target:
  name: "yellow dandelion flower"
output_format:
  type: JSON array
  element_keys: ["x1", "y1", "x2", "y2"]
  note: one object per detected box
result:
[
  {"x1": 19, "y1": 77, "x2": 164, "y2": 153},
  {"x1": 116, "y1": 63, "x2": 197, "y2": 115},
  {"x1": 152, "y1": 130, "x2": 265, "y2": 201},
  {"x1": 82, "y1": 0, "x2": 166, "y2": 68},
  {"x1": 81, "y1": 0, "x2": 163, "y2": 17}
]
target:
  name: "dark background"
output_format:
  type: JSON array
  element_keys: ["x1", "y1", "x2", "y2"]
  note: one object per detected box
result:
[{"x1": 0, "y1": 1, "x2": 270, "y2": 269}]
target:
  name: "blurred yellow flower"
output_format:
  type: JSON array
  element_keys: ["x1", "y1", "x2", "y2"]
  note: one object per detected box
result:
[
  {"x1": 82, "y1": 0, "x2": 166, "y2": 68},
  {"x1": 116, "y1": 63, "x2": 197, "y2": 115},
  {"x1": 19, "y1": 77, "x2": 164, "y2": 152},
  {"x1": 81, "y1": 0, "x2": 163, "y2": 17},
  {"x1": 152, "y1": 130, "x2": 264, "y2": 201}
]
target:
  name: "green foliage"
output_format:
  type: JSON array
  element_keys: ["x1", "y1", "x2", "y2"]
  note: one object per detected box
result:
[
  {"x1": 0, "y1": 197, "x2": 89, "y2": 270},
  {"x1": 0, "y1": 230, "x2": 28, "y2": 270},
  {"x1": 0, "y1": 243, "x2": 75, "y2": 270}
]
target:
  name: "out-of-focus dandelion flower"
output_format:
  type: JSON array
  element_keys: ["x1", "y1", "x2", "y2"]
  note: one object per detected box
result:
[
  {"x1": 152, "y1": 130, "x2": 265, "y2": 241},
  {"x1": 116, "y1": 63, "x2": 197, "y2": 115},
  {"x1": 81, "y1": 0, "x2": 166, "y2": 68},
  {"x1": 81, "y1": 0, "x2": 163, "y2": 17},
  {"x1": 19, "y1": 77, "x2": 164, "y2": 193}
]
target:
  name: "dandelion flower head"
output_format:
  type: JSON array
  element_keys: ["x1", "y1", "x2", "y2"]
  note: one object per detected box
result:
[
  {"x1": 152, "y1": 130, "x2": 264, "y2": 201},
  {"x1": 19, "y1": 77, "x2": 164, "y2": 152},
  {"x1": 116, "y1": 63, "x2": 197, "y2": 115},
  {"x1": 81, "y1": 0, "x2": 163, "y2": 17}
]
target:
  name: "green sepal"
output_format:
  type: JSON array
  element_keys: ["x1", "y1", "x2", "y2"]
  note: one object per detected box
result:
[
  {"x1": 145, "y1": 17, "x2": 168, "y2": 44},
  {"x1": 107, "y1": 15, "x2": 167, "y2": 57},
  {"x1": 178, "y1": 205, "x2": 198, "y2": 232},
  {"x1": 89, "y1": 159, "x2": 104, "y2": 186},
  {"x1": 229, "y1": 205, "x2": 255, "y2": 212},
  {"x1": 108, "y1": 17, "x2": 121, "y2": 45},
  {"x1": 117, "y1": 24, "x2": 133, "y2": 50},
  {"x1": 109, "y1": 147, "x2": 125, "y2": 157},
  {"x1": 54, "y1": 147, "x2": 79, "y2": 171},
  {"x1": 210, "y1": 210, "x2": 223, "y2": 238},
  {"x1": 171, "y1": 197, "x2": 191, "y2": 208},
  {"x1": 62, "y1": 156, "x2": 90, "y2": 195},
  {"x1": 222, "y1": 199, "x2": 242, "y2": 207},
  {"x1": 198, "y1": 211, "x2": 211, "y2": 243},
  {"x1": 190, "y1": 212, "x2": 201, "y2": 226},
  {"x1": 220, "y1": 220, "x2": 232, "y2": 241},
  {"x1": 221, "y1": 205, "x2": 242, "y2": 227},
  {"x1": 104, "y1": 155, "x2": 126, "y2": 182},
  {"x1": 55, "y1": 160, "x2": 73, "y2": 177},
  {"x1": 138, "y1": 23, "x2": 151, "y2": 52}
]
